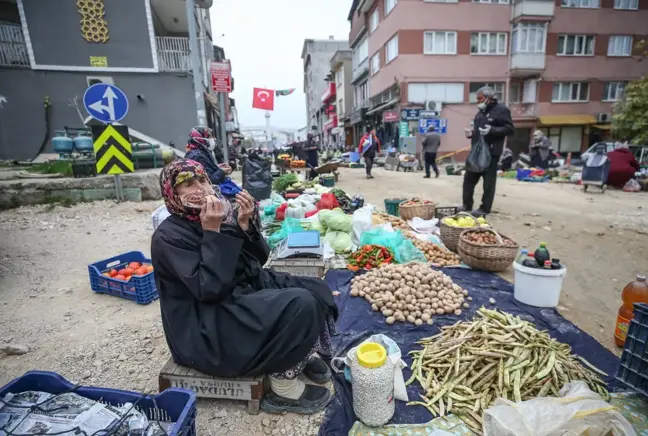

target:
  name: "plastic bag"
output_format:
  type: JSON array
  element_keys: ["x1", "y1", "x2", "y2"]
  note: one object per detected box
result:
[
  {"x1": 466, "y1": 136, "x2": 491, "y2": 173},
  {"x1": 275, "y1": 203, "x2": 288, "y2": 221},
  {"x1": 317, "y1": 192, "x2": 340, "y2": 210},
  {"x1": 218, "y1": 177, "x2": 242, "y2": 197},
  {"x1": 360, "y1": 228, "x2": 427, "y2": 264},
  {"x1": 483, "y1": 381, "x2": 636, "y2": 436},
  {"x1": 331, "y1": 334, "x2": 409, "y2": 402},
  {"x1": 267, "y1": 218, "x2": 305, "y2": 248},
  {"x1": 352, "y1": 205, "x2": 375, "y2": 245},
  {"x1": 623, "y1": 178, "x2": 641, "y2": 192},
  {"x1": 242, "y1": 156, "x2": 272, "y2": 200}
]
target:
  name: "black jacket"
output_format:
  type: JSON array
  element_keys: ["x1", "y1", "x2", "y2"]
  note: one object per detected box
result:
[
  {"x1": 471, "y1": 100, "x2": 514, "y2": 157},
  {"x1": 185, "y1": 148, "x2": 226, "y2": 185}
]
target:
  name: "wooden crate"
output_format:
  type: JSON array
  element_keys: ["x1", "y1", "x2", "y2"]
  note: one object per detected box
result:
[
  {"x1": 267, "y1": 257, "x2": 325, "y2": 278},
  {"x1": 158, "y1": 357, "x2": 266, "y2": 414}
]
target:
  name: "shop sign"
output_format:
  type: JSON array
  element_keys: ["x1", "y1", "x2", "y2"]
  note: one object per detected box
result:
[
  {"x1": 418, "y1": 118, "x2": 448, "y2": 134},
  {"x1": 419, "y1": 110, "x2": 440, "y2": 118},
  {"x1": 398, "y1": 122, "x2": 409, "y2": 137},
  {"x1": 400, "y1": 109, "x2": 420, "y2": 121},
  {"x1": 383, "y1": 111, "x2": 399, "y2": 122}
]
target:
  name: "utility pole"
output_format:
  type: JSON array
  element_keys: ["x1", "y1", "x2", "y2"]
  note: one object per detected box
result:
[
  {"x1": 186, "y1": 0, "x2": 206, "y2": 127},
  {"x1": 219, "y1": 92, "x2": 228, "y2": 162}
]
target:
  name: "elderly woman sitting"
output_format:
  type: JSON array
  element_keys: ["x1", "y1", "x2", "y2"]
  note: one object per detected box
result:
[{"x1": 152, "y1": 159, "x2": 338, "y2": 414}]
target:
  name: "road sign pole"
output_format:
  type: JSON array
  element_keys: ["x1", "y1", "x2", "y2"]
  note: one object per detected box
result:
[
  {"x1": 114, "y1": 174, "x2": 124, "y2": 202},
  {"x1": 219, "y1": 92, "x2": 228, "y2": 162},
  {"x1": 186, "y1": 0, "x2": 207, "y2": 127}
]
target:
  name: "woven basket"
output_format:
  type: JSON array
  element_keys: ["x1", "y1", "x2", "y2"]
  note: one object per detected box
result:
[
  {"x1": 457, "y1": 229, "x2": 518, "y2": 272},
  {"x1": 398, "y1": 199, "x2": 436, "y2": 221},
  {"x1": 439, "y1": 212, "x2": 483, "y2": 252}
]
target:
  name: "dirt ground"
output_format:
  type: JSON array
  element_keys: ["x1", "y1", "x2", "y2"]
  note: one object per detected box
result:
[{"x1": 0, "y1": 166, "x2": 646, "y2": 435}]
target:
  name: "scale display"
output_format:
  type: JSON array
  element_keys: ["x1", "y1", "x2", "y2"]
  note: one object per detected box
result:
[{"x1": 276, "y1": 231, "x2": 323, "y2": 259}]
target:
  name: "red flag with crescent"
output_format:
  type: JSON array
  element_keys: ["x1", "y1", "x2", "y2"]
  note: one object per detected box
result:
[{"x1": 252, "y1": 87, "x2": 275, "y2": 111}]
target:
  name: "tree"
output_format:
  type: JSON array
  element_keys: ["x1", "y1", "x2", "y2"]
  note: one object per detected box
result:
[{"x1": 612, "y1": 39, "x2": 648, "y2": 144}]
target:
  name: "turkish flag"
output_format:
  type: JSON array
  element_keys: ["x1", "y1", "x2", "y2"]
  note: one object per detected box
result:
[{"x1": 252, "y1": 87, "x2": 274, "y2": 111}]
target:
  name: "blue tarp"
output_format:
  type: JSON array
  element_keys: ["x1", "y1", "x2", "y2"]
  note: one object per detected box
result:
[{"x1": 319, "y1": 267, "x2": 622, "y2": 436}]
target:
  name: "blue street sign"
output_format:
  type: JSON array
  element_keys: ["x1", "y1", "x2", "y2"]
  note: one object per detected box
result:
[
  {"x1": 83, "y1": 83, "x2": 129, "y2": 123},
  {"x1": 418, "y1": 118, "x2": 448, "y2": 134},
  {"x1": 401, "y1": 108, "x2": 420, "y2": 121}
]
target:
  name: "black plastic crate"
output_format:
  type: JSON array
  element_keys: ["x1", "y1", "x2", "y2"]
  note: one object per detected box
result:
[
  {"x1": 435, "y1": 206, "x2": 459, "y2": 219},
  {"x1": 72, "y1": 160, "x2": 97, "y2": 178},
  {"x1": 616, "y1": 303, "x2": 648, "y2": 397}
]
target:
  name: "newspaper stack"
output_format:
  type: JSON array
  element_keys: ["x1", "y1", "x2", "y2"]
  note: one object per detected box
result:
[{"x1": 0, "y1": 391, "x2": 176, "y2": 435}]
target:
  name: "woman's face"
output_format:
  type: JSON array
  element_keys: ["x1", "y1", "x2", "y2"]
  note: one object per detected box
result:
[{"x1": 176, "y1": 176, "x2": 214, "y2": 209}]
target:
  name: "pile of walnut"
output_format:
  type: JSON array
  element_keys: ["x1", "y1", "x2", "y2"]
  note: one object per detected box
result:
[
  {"x1": 350, "y1": 262, "x2": 470, "y2": 326},
  {"x1": 405, "y1": 232, "x2": 461, "y2": 266},
  {"x1": 464, "y1": 230, "x2": 517, "y2": 247}
]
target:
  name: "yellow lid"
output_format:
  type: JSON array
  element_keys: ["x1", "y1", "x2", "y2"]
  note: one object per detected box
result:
[{"x1": 357, "y1": 342, "x2": 387, "y2": 368}]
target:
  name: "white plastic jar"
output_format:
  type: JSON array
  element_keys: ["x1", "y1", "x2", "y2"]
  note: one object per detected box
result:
[{"x1": 350, "y1": 342, "x2": 395, "y2": 426}]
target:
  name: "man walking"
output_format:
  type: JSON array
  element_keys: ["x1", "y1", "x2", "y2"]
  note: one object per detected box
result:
[
  {"x1": 303, "y1": 133, "x2": 319, "y2": 180},
  {"x1": 358, "y1": 127, "x2": 381, "y2": 179},
  {"x1": 463, "y1": 86, "x2": 514, "y2": 216},
  {"x1": 422, "y1": 126, "x2": 441, "y2": 178}
]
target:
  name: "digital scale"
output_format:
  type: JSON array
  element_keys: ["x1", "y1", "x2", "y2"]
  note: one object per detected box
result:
[{"x1": 275, "y1": 231, "x2": 323, "y2": 259}]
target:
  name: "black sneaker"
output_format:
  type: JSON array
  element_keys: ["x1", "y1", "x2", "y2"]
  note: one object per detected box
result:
[
  {"x1": 423, "y1": 175, "x2": 431, "y2": 179},
  {"x1": 471, "y1": 209, "x2": 488, "y2": 217},
  {"x1": 261, "y1": 385, "x2": 331, "y2": 414},
  {"x1": 304, "y1": 356, "x2": 331, "y2": 384},
  {"x1": 435, "y1": 173, "x2": 440, "y2": 179}
]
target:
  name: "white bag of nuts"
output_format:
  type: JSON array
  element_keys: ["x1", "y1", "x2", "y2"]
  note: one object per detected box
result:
[{"x1": 350, "y1": 262, "x2": 470, "y2": 325}]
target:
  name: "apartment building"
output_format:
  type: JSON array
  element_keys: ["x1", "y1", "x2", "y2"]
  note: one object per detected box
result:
[
  {"x1": 348, "y1": 6, "x2": 371, "y2": 146},
  {"x1": 326, "y1": 49, "x2": 353, "y2": 146},
  {"x1": 302, "y1": 37, "x2": 349, "y2": 142},
  {"x1": 353, "y1": 0, "x2": 648, "y2": 156},
  {"x1": 0, "y1": 0, "x2": 237, "y2": 161}
]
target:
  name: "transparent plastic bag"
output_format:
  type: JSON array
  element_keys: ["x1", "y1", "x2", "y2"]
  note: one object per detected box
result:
[
  {"x1": 483, "y1": 381, "x2": 636, "y2": 436},
  {"x1": 359, "y1": 228, "x2": 427, "y2": 264},
  {"x1": 623, "y1": 179, "x2": 641, "y2": 192}
]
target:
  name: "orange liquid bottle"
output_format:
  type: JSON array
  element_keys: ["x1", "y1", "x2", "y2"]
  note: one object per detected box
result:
[{"x1": 615, "y1": 275, "x2": 648, "y2": 347}]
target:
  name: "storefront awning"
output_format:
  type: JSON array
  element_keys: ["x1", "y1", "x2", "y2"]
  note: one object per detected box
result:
[
  {"x1": 538, "y1": 114, "x2": 597, "y2": 126},
  {"x1": 366, "y1": 98, "x2": 399, "y2": 116},
  {"x1": 593, "y1": 124, "x2": 612, "y2": 130}
]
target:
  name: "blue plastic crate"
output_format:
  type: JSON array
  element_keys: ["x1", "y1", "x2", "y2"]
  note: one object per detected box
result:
[
  {"x1": 616, "y1": 303, "x2": 648, "y2": 398},
  {"x1": 0, "y1": 371, "x2": 196, "y2": 436},
  {"x1": 88, "y1": 251, "x2": 158, "y2": 305}
]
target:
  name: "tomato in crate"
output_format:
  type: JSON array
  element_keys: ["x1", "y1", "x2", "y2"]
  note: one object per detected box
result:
[{"x1": 88, "y1": 251, "x2": 158, "y2": 305}]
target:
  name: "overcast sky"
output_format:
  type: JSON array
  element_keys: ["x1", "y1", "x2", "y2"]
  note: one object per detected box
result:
[{"x1": 210, "y1": 0, "x2": 351, "y2": 131}]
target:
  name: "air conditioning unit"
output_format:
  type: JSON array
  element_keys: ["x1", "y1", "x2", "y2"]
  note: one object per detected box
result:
[
  {"x1": 195, "y1": 0, "x2": 213, "y2": 8},
  {"x1": 425, "y1": 101, "x2": 443, "y2": 112},
  {"x1": 597, "y1": 112, "x2": 612, "y2": 123}
]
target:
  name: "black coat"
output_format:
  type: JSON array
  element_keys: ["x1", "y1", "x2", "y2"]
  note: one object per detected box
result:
[
  {"x1": 185, "y1": 148, "x2": 226, "y2": 186},
  {"x1": 471, "y1": 100, "x2": 515, "y2": 157},
  {"x1": 151, "y1": 215, "x2": 338, "y2": 377}
]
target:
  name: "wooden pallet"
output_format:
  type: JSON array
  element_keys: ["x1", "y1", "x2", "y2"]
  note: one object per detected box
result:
[
  {"x1": 267, "y1": 257, "x2": 325, "y2": 278},
  {"x1": 158, "y1": 357, "x2": 265, "y2": 414}
]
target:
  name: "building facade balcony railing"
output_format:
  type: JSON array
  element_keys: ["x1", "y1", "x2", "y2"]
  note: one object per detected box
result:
[
  {"x1": 512, "y1": 0, "x2": 555, "y2": 20},
  {"x1": 510, "y1": 102, "x2": 537, "y2": 118},
  {"x1": 156, "y1": 36, "x2": 191, "y2": 72},
  {"x1": 510, "y1": 52, "x2": 545, "y2": 77},
  {"x1": 351, "y1": 58, "x2": 369, "y2": 84},
  {"x1": 0, "y1": 24, "x2": 29, "y2": 68}
]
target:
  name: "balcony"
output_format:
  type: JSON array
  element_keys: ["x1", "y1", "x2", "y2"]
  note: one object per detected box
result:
[
  {"x1": 156, "y1": 36, "x2": 190, "y2": 72},
  {"x1": 510, "y1": 102, "x2": 537, "y2": 118},
  {"x1": 351, "y1": 58, "x2": 369, "y2": 85},
  {"x1": 512, "y1": 0, "x2": 555, "y2": 21},
  {"x1": 0, "y1": 24, "x2": 29, "y2": 68},
  {"x1": 510, "y1": 52, "x2": 545, "y2": 77}
]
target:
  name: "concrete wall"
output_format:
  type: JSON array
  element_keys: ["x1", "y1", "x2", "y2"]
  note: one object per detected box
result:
[
  {"x1": 0, "y1": 70, "x2": 195, "y2": 160},
  {"x1": 22, "y1": 0, "x2": 155, "y2": 69}
]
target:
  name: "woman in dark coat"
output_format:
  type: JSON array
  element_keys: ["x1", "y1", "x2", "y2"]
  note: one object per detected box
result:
[
  {"x1": 607, "y1": 142, "x2": 640, "y2": 189},
  {"x1": 184, "y1": 127, "x2": 232, "y2": 186},
  {"x1": 151, "y1": 159, "x2": 338, "y2": 414}
]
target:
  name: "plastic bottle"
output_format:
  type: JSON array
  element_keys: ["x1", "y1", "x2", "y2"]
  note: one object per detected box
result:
[
  {"x1": 534, "y1": 242, "x2": 551, "y2": 267},
  {"x1": 516, "y1": 249, "x2": 528, "y2": 264},
  {"x1": 615, "y1": 275, "x2": 648, "y2": 347},
  {"x1": 543, "y1": 260, "x2": 552, "y2": 269},
  {"x1": 351, "y1": 342, "x2": 395, "y2": 426}
]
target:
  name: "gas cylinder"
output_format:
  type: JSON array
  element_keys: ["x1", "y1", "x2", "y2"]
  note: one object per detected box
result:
[
  {"x1": 73, "y1": 132, "x2": 94, "y2": 154},
  {"x1": 52, "y1": 131, "x2": 74, "y2": 155}
]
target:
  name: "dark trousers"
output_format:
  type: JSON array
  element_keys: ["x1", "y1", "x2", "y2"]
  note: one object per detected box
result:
[
  {"x1": 462, "y1": 155, "x2": 499, "y2": 213},
  {"x1": 424, "y1": 152, "x2": 439, "y2": 177},
  {"x1": 364, "y1": 153, "x2": 375, "y2": 175}
]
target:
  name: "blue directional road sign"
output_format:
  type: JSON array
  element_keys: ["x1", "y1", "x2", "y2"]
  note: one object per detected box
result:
[
  {"x1": 83, "y1": 83, "x2": 129, "y2": 123},
  {"x1": 418, "y1": 118, "x2": 448, "y2": 134}
]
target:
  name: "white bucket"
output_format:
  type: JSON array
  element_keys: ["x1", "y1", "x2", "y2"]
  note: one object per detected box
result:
[
  {"x1": 152, "y1": 205, "x2": 171, "y2": 231},
  {"x1": 513, "y1": 262, "x2": 567, "y2": 308}
]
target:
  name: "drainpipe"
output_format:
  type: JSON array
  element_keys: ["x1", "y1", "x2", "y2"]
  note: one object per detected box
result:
[
  {"x1": 506, "y1": 1, "x2": 514, "y2": 107},
  {"x1": 186, "y1": 0, "x2": 207, "y2": 127}
]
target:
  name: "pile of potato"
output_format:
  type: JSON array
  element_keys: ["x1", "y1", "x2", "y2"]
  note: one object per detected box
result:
[
  {"x1": 463, "y1": 230, "x2": 516, "y2": 246},
  {"x1": 372, "y1": 212, "x2": 410, "y2": 231},
  {"x1": 405, "y1": 232, "x2": 461, "y2": 266},
  {"x1": 350, "y1": 263, "x2": 470, "y2": 326}
]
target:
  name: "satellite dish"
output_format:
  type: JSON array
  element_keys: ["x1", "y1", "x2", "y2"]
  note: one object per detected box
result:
[{"x1": 195, "y1": 0, "x2": 213, "y2": 8}]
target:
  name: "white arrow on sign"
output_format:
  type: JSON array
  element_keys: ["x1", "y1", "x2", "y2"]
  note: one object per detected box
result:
[{"x1": 88, "y1": 87, "x2": 117, "y2": 121}]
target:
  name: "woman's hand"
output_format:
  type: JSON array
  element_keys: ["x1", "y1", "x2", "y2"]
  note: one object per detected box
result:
[
  {"x1": 235, "y1": 190, "x2": 255, "y2": 232},
  {"x1": 217, "y1": 163, "x2": 233, "y2": 175},
  {"x1": 200, "y1": 196, "x2": 226, "y2": 232}
]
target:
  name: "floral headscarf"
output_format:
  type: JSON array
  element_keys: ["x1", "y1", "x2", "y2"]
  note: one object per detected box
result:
[
  {"x1": 160, "y1": 159, "x2": 236, "y2": 224},
  {"x1": 186, "y1": 126, "x2": 212, "y2": 152}
]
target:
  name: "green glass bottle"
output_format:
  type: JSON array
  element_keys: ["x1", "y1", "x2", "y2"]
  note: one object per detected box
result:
[{"x1": 534, "y1": 242, "x2": 551, "y2": 267}]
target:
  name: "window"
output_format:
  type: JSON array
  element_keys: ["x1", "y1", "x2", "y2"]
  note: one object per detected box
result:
[
  {"x1": 469, "y1": 83, "x2": 505, "y2": 102},
  {"x1": 511, "y1": 23, "x2": 546, "y2": 53},
  {"x1": 557, "y1": 35, "x2": 594, "y2": 56},
  {"x1": 385, "y1": 0, "x2": 397, "y2": 15},
  {"x1": 473, "y1": 0, "x2": 510, "y2": 3},
  {"x1": 561, "y1": 0, "x2": 599, "y2": 7},
  {"x1": 614, "y1": 0, "x2": 638, "y2": 9},
  {"x1": 552, "y1": 82, "x2": 590, "y2": 102},
  {"x1": 338, "y1": 98, "x2": 344, "y2": 114},
  {"x1": 386, "y1": 35, "x2": 399, "y2": 63},
  {"x1": 407, "y1": 83, "x2": 465, "y2": 103},
  {"x1": 370, "y1": 53, "x2": 380, "y2": 75},
  {"x1": 369, "y1": 9, "x2": 379, "y2": 33},
  {"x1": 509, "y1": 83, "x2": 521, "y2": 103},
  {"x1": 424, "y1": 31, "x2": 457, "y2": 55},
  {"x1": 608, "y1": 36, "x2": 633, "y2": 56},
  {"x1": 470, "y1": 32, "x2": 507, "y2": 55},
  {"x1": 356, "y1": 39, "x2": 368, "y2": 64},
  {"x1": 603, "y1": 81, "x2": 627, "y2": 101}
]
